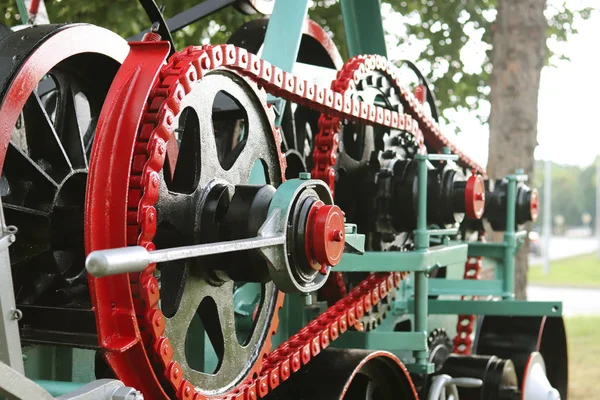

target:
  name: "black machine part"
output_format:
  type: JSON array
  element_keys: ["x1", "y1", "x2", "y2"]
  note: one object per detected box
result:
[
  {"x1": 480, "y1": 179, "x2": 538, "y2": 230},
  {"x1": 389, "y1": 159, "x2": 472, "y2": 232},
  {"x1": 438, "y1": 354, "x2": 520, "y2": 400},
  {"x1": 428, "y1": 328, "x2": 453, "y2": 372},
  {"x1": 474, "y1": 315, "x2": 568, "y2": 399},
  {"x1": 132, "y1": 0, "x2": 273, "y2": 43},
  {"x1": 0, "y1": 22, "x2": 11, "y2": 40},
  {"x1": 264, "y1": 348, "x2": 418, "y2": 400}
]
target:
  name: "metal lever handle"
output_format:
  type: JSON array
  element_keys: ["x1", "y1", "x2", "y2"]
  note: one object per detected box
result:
[{"x1": 86, "y1": 235, "x2": 286, "y2": 278}]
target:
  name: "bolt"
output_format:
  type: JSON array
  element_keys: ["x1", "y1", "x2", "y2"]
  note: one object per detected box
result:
[
  {"x1": 111, "y1": 387, "x2": 144, "y2": 400},
  {"x1": 299, "y1": 172, "x2": 311, "y2": 180},
  {"x1": 12, "y1": 309, "x2": 22, "y2": 321},
  {"x1": 303, "y1": 293, "x2": 313, "y2": 306},
  {"x1": 475, "y1": 192, "x2": 485, "y2": 201},
  {"x1": 332, "y1": 230, "x2": 344, "y2": 242}
]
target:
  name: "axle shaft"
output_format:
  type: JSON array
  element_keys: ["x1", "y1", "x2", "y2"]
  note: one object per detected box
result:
[{"x1": 86, "y1": 234, "x2": 285, "y2": 278}]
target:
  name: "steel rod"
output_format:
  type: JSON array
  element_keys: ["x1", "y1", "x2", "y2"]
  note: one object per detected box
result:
[
  {"x1": 86, "y1": 235, "x2": 285, "y2": 278},
  {"x1": 150, "y1": 235, "x2": 285, "y2": 263}
]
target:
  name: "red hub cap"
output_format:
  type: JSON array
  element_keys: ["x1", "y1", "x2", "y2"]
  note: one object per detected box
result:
[
  {"x1": 465, "y1": 174, "x2": 486, "y2": 219},
  {"x1": 306, "y1": 202, "x2": 345, "y2": 268},
  {"x1": 530, "y1": 188, "x2": 540, "y2": 222}
]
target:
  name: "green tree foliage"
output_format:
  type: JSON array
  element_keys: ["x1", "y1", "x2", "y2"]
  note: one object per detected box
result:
[{"x1": 0, "y1": 0, "x2": 590, "y2": 126}]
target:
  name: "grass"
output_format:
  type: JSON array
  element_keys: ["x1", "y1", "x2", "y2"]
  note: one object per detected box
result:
[
  {"x1": 528, "y1": 253, "x2": 600, "y2": 287},
  {"x1": 565, "y1": 316, "x2": 600, "y2": 399}
]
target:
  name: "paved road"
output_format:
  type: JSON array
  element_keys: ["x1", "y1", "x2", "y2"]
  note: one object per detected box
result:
[
  {"x1": 527, "y1": 285, "x2": 600, "y2": 316},
  {"x1": 529, "y1": 236, "x2": 598, "y2": 265}
]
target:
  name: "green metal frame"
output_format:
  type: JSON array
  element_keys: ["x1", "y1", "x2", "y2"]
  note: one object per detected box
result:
[
  {"x1": 332, "y1": 155, "x2": 562, "y2": 374},
  {"x1": 340, "y1": 0, "x2": 387, "y2": 57}
]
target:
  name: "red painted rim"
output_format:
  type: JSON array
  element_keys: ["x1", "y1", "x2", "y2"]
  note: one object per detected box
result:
[{"x1": 85, "y1": 41, "x2": 171, "y2": 399}]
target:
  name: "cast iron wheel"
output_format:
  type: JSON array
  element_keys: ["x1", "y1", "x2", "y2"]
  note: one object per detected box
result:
[
  {"x1": 151, "y1": 69, "x2": 284, "y2": 393},
  {"x1": 0, "y1": 24, "x2": 127, "y2": 306},
  {"x1": 86, "y1": 42, "x2": 286, "y2": 398}
]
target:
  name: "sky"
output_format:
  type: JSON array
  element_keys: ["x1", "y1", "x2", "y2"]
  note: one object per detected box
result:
[{"x1": 382, "y1": 0, "x2": 600, "y2": 168}]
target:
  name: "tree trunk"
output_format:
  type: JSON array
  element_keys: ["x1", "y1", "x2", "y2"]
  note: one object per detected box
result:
[{"x1": 487, "y1": 0, "x2": 547, "y2": 299}]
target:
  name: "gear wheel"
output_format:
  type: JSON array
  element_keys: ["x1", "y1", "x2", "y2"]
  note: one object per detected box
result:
[
  {"x1": 428, "y1": 328, "x2": 453, "y2": 372},
  {"x1": 86, "y1": 43, "x2": 286, "y2": 399},
  {"x1": 315, "y1": 60, "x2": 419, "y2": 318}
]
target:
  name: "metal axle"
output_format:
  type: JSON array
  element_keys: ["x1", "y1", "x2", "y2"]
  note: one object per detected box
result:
[
  {"x1": 86, "y1": 235, "x2": 285, "y2": 278},
  {"x1": 87, "y1": 210, "x2": 286, "y2": 278}
]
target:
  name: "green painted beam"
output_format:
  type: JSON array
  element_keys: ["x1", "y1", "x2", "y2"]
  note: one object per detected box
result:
[
  {"x1": 428, "y1": 228, "x2": 459, "y2": 237},
  {"x1": 405, "y1": 362, "x2": 436, "y2": 374},
  {"x1": 261, "y1": 0, "x2": 309, "y2": 73},
  {"x1": 405, "y1": 300, "x2": 562, "y2": 317},
  {"x1": 332, "y1": 331, "x2": 428, "y2": 351},
  {"x1": 340, "y1": 0, "x2": 387, "y2": 57},
  {"x1": 34, "y1": 380, "x2": 85, "y2": 397},
  {"x1": 467, "y1": 242, "x2": 506, "y2": 259},
  {"x1": 428, "y1": 279, "x2": 504, "y2": 296},
  {"x1": 336, "y1": 244, "x2": 468, "y2": 272}
]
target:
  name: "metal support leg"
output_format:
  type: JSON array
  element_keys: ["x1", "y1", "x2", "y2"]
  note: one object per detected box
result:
[
  {"x1": 261, "y1": 0, "x2": 309, "y2": 73},
  {"x1": 340, "y1": 0, "x2": 387, "y2": 57},
  {"x1": 414, "y1": 271, "x2": 428, "y2": 365},
  {"x1": 503, "y1": 176, "x2": 517, "y2": 299},
  {"x1": 0, "y1": 199, "x2": 23, "y2": 374},
  {"x1": 261, "y1": 0, "x2": 310, "y2": 125},
  {"x1": 412, "y1": 155, "x2": 430, "y2": 368}
]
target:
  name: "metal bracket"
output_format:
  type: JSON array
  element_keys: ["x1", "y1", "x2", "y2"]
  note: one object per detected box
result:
[
  {"x1": 0, "y1": 196, "x2": 23, "y2": 374},
  {"x1": 343, "y1": 223, "x2": 364, "y2": 254}
]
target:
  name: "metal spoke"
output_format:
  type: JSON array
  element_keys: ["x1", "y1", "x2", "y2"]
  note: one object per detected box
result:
[
  {"x1": 53, "y1": 74, "x2": 88, "y2": 169},
  {"x1": 4, "y1": 142, "x2": 58, "y2": 207},
  {"x1": 22, "y1": 93, "x2": 72, "y2": 176},
  {"x1": 3, "y1": 204, "x2": 50, "y2": 237}
]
